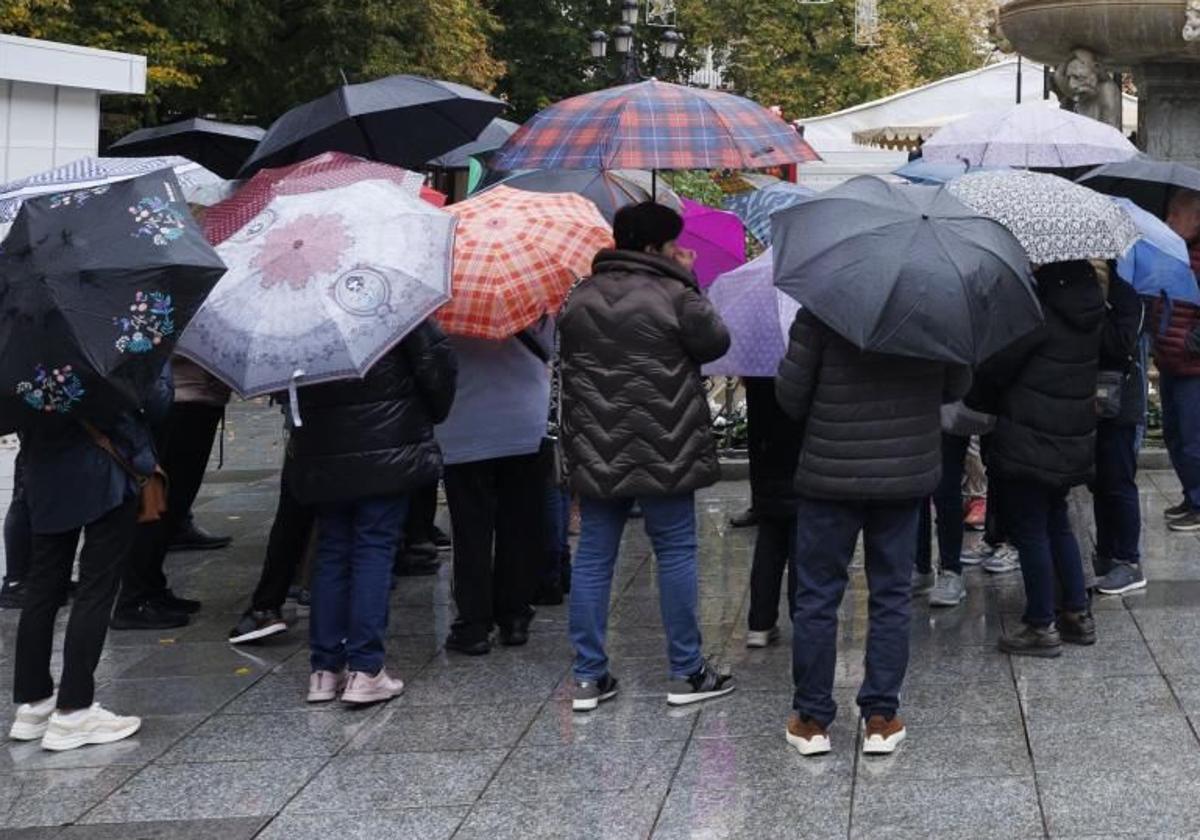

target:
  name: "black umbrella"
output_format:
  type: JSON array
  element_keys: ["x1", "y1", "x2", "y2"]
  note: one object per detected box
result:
[
  {"x1": 107, "y1": 118, "x2": 265, "y2": 179},
  {"x1": 240, "y1": 75, "x2": 506, "y2": 178},
  {"x1": 772, "y1": 176, "x2": 1041, "y2": 365},
  {"x1": 1078, "y1": 155, "x2": 1200, "y2": 218},
  {"x1": 427, "y1": 118, "x2": 520, "y2": 169},
  {"x1": 480, "y1": 169, "x2": 682, "y2": 223},
  {"x1": 0, "y1": 171, "x2": 226, "y2": 432}
]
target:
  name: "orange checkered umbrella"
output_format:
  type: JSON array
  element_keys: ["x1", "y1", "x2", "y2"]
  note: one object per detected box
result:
[{"x1": 438, "y1": 186, "x2": 612, "y2": 339}]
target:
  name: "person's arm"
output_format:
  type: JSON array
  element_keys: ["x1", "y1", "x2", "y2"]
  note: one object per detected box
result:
[
  {"x1": 403, "y1": 321, "x2": 458, "y2": 424},
  {"x1": 775, "y1": 309, "x2": 824, "y2": 423},
  {"x1": 1101, "y1": 276, "x2": 1144, "y2": 367},
  {"x1": 676, "y1": 286, "x2": 731, "y2": 364}
]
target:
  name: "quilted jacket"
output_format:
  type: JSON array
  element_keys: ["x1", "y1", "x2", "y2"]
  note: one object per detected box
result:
[{"x1": 559, "y1": 249, "x2": 730, "y2": 499}]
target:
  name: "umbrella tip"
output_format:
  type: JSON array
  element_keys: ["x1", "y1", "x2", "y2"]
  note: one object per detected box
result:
[{"x1": 921, "y1": 213, "x2": 930, "y2": 220}]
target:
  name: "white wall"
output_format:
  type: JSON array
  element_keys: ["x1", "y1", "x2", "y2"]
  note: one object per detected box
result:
[{"x1": 0, "y1": 81, "x2": 100, "y2": 182}]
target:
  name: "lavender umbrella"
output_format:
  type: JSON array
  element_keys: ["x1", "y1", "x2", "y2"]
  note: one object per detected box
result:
[
  {"x1": 702, "y1": 248, "x2": 799, "y2": 377},
  {"x1": 680, "y1": 198, "x2": 746, "y2": 289}
]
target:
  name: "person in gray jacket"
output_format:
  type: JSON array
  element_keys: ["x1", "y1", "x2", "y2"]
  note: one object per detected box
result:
[{"x1": 777, "y1": 308, "x2": 970, "y2": 758}]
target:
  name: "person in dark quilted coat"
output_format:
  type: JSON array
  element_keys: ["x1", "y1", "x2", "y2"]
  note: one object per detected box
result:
[{"x1": 559, "y1": 202, "x2": 735, "y2": 712}]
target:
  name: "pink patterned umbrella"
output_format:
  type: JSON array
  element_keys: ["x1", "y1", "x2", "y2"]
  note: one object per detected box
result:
[
  {"x1": 702, "y1": 248, "x2": 799, "y2": 378},
  {"x1": 679, "y1": 198, "x2": 746, "y2": 289}
]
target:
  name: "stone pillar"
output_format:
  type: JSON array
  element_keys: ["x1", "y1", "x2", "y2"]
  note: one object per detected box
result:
[{"x1": 1135, "y1": 63, "x2": 1200, "y2": 166}]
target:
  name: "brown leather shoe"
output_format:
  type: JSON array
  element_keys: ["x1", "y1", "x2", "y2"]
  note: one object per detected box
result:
[
  {"x1": 863, "y1": 714, "x2": 906, "y2": 755},
  {"x1": 785, "y1": 712, "x2": 831, "y2": 756}
]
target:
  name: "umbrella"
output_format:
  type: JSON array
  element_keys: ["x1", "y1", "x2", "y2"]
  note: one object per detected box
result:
[
  {"x1": 680, "y1": 198, "x2": 745, "y2": 289},
  {"x1": 240, "y1": 75, "x2": 506, "y2": 178},
  {"x1": 724, "y1": 182, "x2": 815, "y2": 245},
  {"x1": 437, "y1": 186, "x2": 612, "y2": 339},
  {"x1": 483, "y1": 169, "x2": 682, "y2": 223},
  {"x1": 702, "y1": 248, "x2": 799, "y2": 377},
  {"x1": 922, "y1": 103, "x2": 1138, "y2": 168},
  {"x1": 948, "y1": 170, "x2": 1140, "y2": 264},
  {"x1": 893, "y1": 158, "x2": 1008, "y2": 185},
  {"x1": 427, "y1": 118, "x2": 520, "y2": 169},
  {"x1": 772, "y1": 176, "x2": 1041, "y2": 365},
  {"x1": 202, "y1": 152, "x2": 427, "y2": 245},
  {"x1": 1112, "y1": 197, "x2": 1200, "y2": 304},
  {"x1": 108, "y1": 118, "x2": 266, "y2": 178},
  {"x1": 1079, "y1": 156, "x2": 1200, "y2": 218},
  {"x1": 491, "y1": 80, "x2": 820, "y2": 171},
  {"x1": 0, "y1": 171, "x2": 226, "y2": 431},
  {"x1": 177, "y1": 178, "x2": 454, "y2": 401}
]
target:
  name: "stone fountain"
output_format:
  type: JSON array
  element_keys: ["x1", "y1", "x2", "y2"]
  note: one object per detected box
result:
[{"x1": 999, "y1": 0, "x2": 1200, "y2": 164}]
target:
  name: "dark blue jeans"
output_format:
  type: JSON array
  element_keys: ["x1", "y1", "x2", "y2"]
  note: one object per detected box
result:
[
  {"x1": 916, "y1": 434, "x2": 969, "y2": 575},
  {"x1": 1093, "y1": 421, "x2": 1140, "y2": 565},
  {"x1": 1161, "y1": 372, "x2": 1200, "y2": 509},
  {"x1": 1000, "y1": 479, "x2": 1088, "y2": 628},
  {"x1": 791, "y1": 496, "x2": 921, "y2": 727},
  {"x1": 542, "y1": 484, "x2": 571, "y2": 586},
  {"x1": 310, "y1": 495, "x2": 408, "y2": 674},
  {"x1": 570, "y1": 494, "x2": 703, "y2": 681}
]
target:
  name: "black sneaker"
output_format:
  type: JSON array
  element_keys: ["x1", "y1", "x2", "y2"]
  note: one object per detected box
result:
[
  {"x1": 0, "y1": 579, "x2": 25, "y2": 609},
  {"x1": 167, "y1": 521, "x2": 232, "y2": 552},
  {"x1": 404, "y1": 540, "x2": 439, "y2": 563},
  {"x1": 498, "y1": 614, "x2": 533, "y2": 647},
  {"x1": 666, "y1": 658, "x2": 736, "y2": 706},
  {"x1": 445, "y1": 631, "x2": 491, "y2": 656},
  {"x1": 1165, "y1": 499, "x2": 1192, "y2": 521},
  {"x1": 1058, "y1": 610, "x2": 1097, "y2": 646},
  {"x1": 729, "y1": 507, "x2": 758, "y2": 528},
  {"x1": 531, "y1": 580, "x2": 564, "y2": 606},
  {"x1": 573, "y1": 673, "x2": 619, "y2": 712},
  {"x1": 153, "y1": 589, "x2": 201, "y2": 615},
  {"x1": 998, "y1": 622, "x2": 1061, "y2": 658},
  {"x1": 228, "y1": 609, "x2": 288, "y2": 644},
  {"x1": 110, "y1": 601, "x2": 190, "y2": 630},
  {"x1": 287, "y1": 585, "x2": 311, "y2": 606},
  {"x1": 394, "y1": 556, "x2": 440, "y2": 577},
  {"x1": 1169, "y1": 511, "x2": 1200, "y2": 532}
]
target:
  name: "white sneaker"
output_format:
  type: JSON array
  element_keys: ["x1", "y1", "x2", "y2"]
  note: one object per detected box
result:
[
  {"x1": 307, "y1": 669, "x2": 348, "y2": 703},
  {"x1": 982, "y1": 545, "x2": 1020, "y2": 575},
  {"x1": 40, "y1": 704, "x2": 141, "y2": 752},
  {"x1": 745, "y1": 626, "x2": 781, "y2": 648},
  {"x1": 341, "y1": 669, "x2": 405, "y2": 705},
  {"x1": 9, "y1": 695, "x2": 56, "y2": 741}
]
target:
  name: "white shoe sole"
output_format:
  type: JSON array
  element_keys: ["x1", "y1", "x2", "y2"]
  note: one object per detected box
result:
[
  {"x1": 41, "y1": 719, "x2": 141, "y2": 752},
  {"x1": 572, "y1": 686, "x2": 619, "y2": 712},
  {"x1": 667, "y1": 684, "x2": 736, "y2": 706},
  {"x1": 745, "y1": 632, "x2": 778, "y2": 649},
  {"x1": 9, "y1": 720, "x2": 49, "y2": 741},
  {"x1": 1097, "y1": 578, "x2": 1148, "y2": 596},
  {"x1": 228, "y1": 622, "x2": 288, "y2": 645},
  {"x1": 983, "y1": 563, "x2": 1019, "y2": 575},
  {"x1": 786, "y1": 729, "x2": 831, "y2": 756},
  {"x1": 306, "y1": 691, "x2": 337, "y2": 703},
  {"x1": 928, "y1": 593, "x2": 966, "y2": 608},
  {"x1": 863, "y1": 728, "x2": 906, "y2": 755},
  {"x1": 342, "y1": 685, "x2": 405, "y2": 706}
]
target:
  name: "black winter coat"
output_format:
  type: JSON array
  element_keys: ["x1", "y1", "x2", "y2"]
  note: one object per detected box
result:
[
  {"x1": 560, "y1": 249, "x2": 731, "y2": 499},
  {"x1": 744, "y1": 377, "x2": 803, "y2": 516},
  {"x1": 776, "y1": 309, "x2": 971, "y2": 502},
  {"x1": 286, "y1": 321, "x2": 457, "y2": 506},
  {"x1": 1099, "y1": 272, "x2": 1146, "y2": 428},
  {"x1": 967, "y1": 261, "x2": 1105, "y2": 488}
]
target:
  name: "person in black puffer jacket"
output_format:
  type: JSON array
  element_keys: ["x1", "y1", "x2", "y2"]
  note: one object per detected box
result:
[
  {"x1": 967, "y1": 261, "x2": 1105, "y2": 658},
  {"x1": 285, "y1": 320, "x2": 456, "y2": 705}
]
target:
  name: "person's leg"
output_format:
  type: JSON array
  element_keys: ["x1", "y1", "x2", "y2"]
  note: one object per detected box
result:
[
  {"x1": 310, "y1": 504, "x2": 354, "y2": 674},
  {"x1": 791, "y1": 497, "x2": 860, "y2": 727},
  {"x1": 12, "y1": 528, "x2": 78, "y2": 704},
  {"x1": 915, "y1": 500, "x2": 933, "y2": 576},
  {"x1": 748, "y1": 513, "x2": 791, "y2": 632},
  {"x1": 250, "y1": 471, "x2": 317, "y2": 613},
  {"x1": 443, "y1": 460, "x2": 498, "y2": 643},
  {"x1": 1047, "y1": 487, "x2": 1089, "y2": 615},
  {"x1": 345, "y1": 496, "x2": 408, "y2": 674},
  {"x1": 1171, "y1": 375, "x2": 1200, "y2": 510},
  {"x1": 639, "y1": 493, "x2": 704, "y2": 679},
  {"x1": 1108, "y1": 423, "x2": 1141, "y2": 565},
  {"x1": 858, "y1": 500, "x2": 921, "y2": 721},
  {"x1": 57, "y1": 499, "x2": 140, "y2": 709},
  {"x1": 493, "y1": 451, "x2": 546, "y2": 632},
  {"x1": 1161, "y1": 373, "x2": 1187, "y2": 497},
  {"x1": 540, "y1": 480, "x2": 567, "y2": 590},
  {"x1": 569, "y1": 496, "x2": 631, "y2": 681},
  {"x1": 3, "y1": 449, "x2": 31, "y2": 584},
  {"x1": 1092, "y1": 422, "x2": 1118, "y2": 569},
  {"x1": 980, "y1": 436, "x2": 1007, "y2": 546},
  {"x1": 402, "y1": 480, "x2": 438, "y2": 551},
  {"x1": 1001, "y1": 480, "x2": 1056, "y2": 627},
  {"x1": 163, "y1": 403, "x2": 223, "y2": 534},
  {"x1": 114, "y1": 519, "x2": 172, "y2": 614},
  {"x1": 934, "y1": 435, "x2": 968, "y2": 574}
]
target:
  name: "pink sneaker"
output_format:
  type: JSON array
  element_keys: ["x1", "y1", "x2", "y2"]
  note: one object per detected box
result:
[
  {"x1": 341, "y1": 669, "x2": 405, "y2": 705},
  {"x1": 306, "y1": 669, "x2": 348, "y2": 703}
]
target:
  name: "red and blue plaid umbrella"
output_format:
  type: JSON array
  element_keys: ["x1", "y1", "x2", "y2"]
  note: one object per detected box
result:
[{"x1": 492, "y1": 81, "x2": 820, "y2": 171}]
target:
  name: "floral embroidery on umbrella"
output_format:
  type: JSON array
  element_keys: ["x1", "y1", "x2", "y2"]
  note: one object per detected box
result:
[
  {"x1": 48, "y1": 185, "x2": 110, "y2": 210},
  {"x1": 16, "y1": 364, "x2": 85, "y2": 414},
  {"x1": 129, "y1": 197, "x2": 188, "y2": 245},
  {"x1": 114, "y1": 291, "x2": 175, "y2": 354},
  {"x1": 252, "y1": 213, "x2": 352, "y2": 291}
]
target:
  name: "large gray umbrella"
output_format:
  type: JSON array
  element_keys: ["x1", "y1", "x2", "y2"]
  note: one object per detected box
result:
[
  {"x1": 427, "y1": 118, "x2": 520, "y2": 169},
  {"x1": 1079, "y1": 155, "x2": 1200, "y2": 218},
  {"x1": 772, "y1": 176, "x2": 1041, "y2": 365}
]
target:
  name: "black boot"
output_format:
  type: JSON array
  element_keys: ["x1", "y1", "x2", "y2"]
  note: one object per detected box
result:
[
  {"x1": 1057, "y1": 610, "x2": 1097, "y2": 646},
  {"x1": 998, "y1": 622, "x2": 1061, "y2": 658},
  {"x1": 168, "y1": 519, "x2": 232, "y2": 552},
  {"x1": 110, "y1": 601, "x2": 190, "y2": 630}
]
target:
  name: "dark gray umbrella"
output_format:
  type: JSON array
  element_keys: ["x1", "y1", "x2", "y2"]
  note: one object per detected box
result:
[
  {"x1": 427, "y1": 118, "x2": 519, "y2": 169},
  {"x1": 240, "y1": 75, "x2": 506, "y2": 178},
  {"x1": 107, "y1": 118, "x2": 265, "y2": 178},
  {"x1": 771, "y1": 176, "x2": 1041, "y2": 365},
  {"x1": 1078, "y1": 155, "x2": 1200, "y2": 218},
  {"x1": 481, "y1": 169, "x2": 682, "y2": 223}
]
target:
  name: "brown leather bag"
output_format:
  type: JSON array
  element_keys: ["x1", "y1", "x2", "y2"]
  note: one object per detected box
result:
[{"x1": 82, "y1": 421, "x2": 169, "y2": 523}]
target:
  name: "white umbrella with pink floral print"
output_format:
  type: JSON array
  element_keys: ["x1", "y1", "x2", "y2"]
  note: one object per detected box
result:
[{"x1": 177, "y1": 177, "x2": 454, "y2": 403}]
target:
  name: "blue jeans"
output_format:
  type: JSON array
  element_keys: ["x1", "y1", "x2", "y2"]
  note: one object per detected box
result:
[
  {"x1": 570, "y1": 494, "x2": 703, "y2": 681},
  {"x1": 310, "y1": 495, "x2": 408, "y2": 674},
  {"x1": 1093, "y1": 422, "x2": 1140, "y2": 564},
  {"x1": 1000, "y1": 479, "x2": 1088, "y2": 628},
  {"x1": 916, "y1": 434, "x2": 968, "y2": 575},
  {"x1": 791, "y1": 496, "x2": 920, "y2": 727},
  {"x1": 543, "y1": 484, "x2": 571, "y2": 585},
  {"x1": 1161, "y1": 372, "x2": 1200, "y2": 509}
]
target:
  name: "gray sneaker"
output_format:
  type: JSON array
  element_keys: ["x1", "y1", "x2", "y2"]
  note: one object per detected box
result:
[
  {"x1": 1096, "y1": 562, "x2": 1147, "y2": 596},
  {"x1": 911, "y1": 570, "x2": 936, "y2": 596},
  {"x1": 667, "y1": 658, "x2": 735, "y2": 706},
  {"x1": 573, "y1": 674, "x2": 619, "y2": 712},
  {"x1": 928, "y1": 570, "x2": 966, "y2": 607},
  {"x1": 961, "y1": 541, "x2": 1001, "y2": 566},
  {"x1": 982, "y1": 545, "x2": 1020, "y2": 574}
]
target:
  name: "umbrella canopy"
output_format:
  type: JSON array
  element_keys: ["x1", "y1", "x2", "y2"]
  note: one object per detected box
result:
[
  {"x1": 724, "y1": 182, "x2": 815, "y2": 245},
  {"x1": 893, "y1": 158, "x2": 1008, "y2": 185},
  {"x1": 483, "y1": 169, "x2": 682, "y2": 223},
  {"x1": 491, "y1": 80, "x2": 821, "y2": 171},
  {"x1": 772, "y1": 176, "x2": 1041, "y2": 365},
  {"x1": 108, "y1": 118, "x2": 266, "y2": 178},
  {"x1": 177, "y1": 179, "x2": 454, "y2": 399},
  {"x1": 922, "y1": 103, "x2": 1138, "y2": 168},
  {"x1": 427, "y1": 118, "x2": 520, "y2": 169},
  {"x1": 1079, "y1": 156, "x2": 1200, "y2": 218},
  {"x1": 437, "y1": 186, "x2": 612, "y2": 339},
  {"x1": 948, "y1": 170, "x2": 1140, "y2": 264},
  {"x1": 240, "y1": 75, "x2": 506, "y2": 178},
  {"x1": 1112, "y1": 197, "x2": 1200, "y2": 304},
  {"x1": 702, "y1": 248, "x2": 799, "y2": 377},
  {"x1": 680, "y1": 198, "x2": 746, "y2": 289},
  {"x1": 0, "y1": 171, "x2": 226, "y2": 431},
  {"x1": 202, "y1": 152, "x2": 426, "y2": 245}
]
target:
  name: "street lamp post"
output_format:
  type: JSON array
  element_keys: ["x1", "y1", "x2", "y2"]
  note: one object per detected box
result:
[{"x1": 587, "y1": 0, "x2": 683, "y2": 84}]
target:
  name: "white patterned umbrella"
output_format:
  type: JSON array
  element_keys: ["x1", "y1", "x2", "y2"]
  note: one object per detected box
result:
[
  {"x1": 177, "y1": 179, "x2": 454, "y2": 401},
  {"x1": 948, "y1": 170, "x2": 1139, "y2": 264},
  {"x1": 922, "y1": 103, "x2": 1137, "y2": 168}
]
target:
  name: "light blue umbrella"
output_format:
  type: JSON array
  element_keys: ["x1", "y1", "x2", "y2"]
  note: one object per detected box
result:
[
  {"x1": 723, "y1": 182, "x2": 814, "y2": 245},
  {"x1": 1113, "y1": 197, "x2": 1200, "y2": 304},
  {"x1": 892, "y1": 158, "x2": 1007, "y2": 185}
]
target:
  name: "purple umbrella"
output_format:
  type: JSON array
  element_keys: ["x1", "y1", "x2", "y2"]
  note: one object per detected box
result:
[
  {"x1": 680, "y1": 198, "x2": 746, "y2": 289},
  {"x1": 702, "y1": 248, "x2": 799, "y2": 377}
]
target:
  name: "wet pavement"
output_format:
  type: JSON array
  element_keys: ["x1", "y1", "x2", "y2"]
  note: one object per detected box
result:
[{"x1": 0, "y1": 402, "x2": 1199, "y2": 838}]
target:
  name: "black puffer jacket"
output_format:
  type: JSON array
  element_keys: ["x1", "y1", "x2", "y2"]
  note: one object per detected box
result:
[
  {"x1": 560, "y1": 249, "x2": 731, "y2": 498},
  {"x1": 776, "y1": 309, "x2": 971, "y2": 501},
  {"x1": 967, "y1": 261, "x2": 1105, "y2": 488},
  {"x1": 1099, "y1": 270, "x2": 1146, "y2": 428},
  {"x1": 286, "y1": 321, "x2": 457, "y2": 506},
  {"x1": 744, "y1": 377, "x2": 804, "y2": 516}
]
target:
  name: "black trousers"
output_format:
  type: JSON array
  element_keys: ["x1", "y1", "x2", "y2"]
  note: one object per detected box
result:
[
  {"x1": 163, "y1": 403, "x2": 223, "y2": 533},
  {"x1": 444, "y1": 452, "x2": 546, "y2": 640},
  {"x1": 3, "y1": 448, "x2": 31, "y2": 584},
  {"x1": 403, "y1": 480, "x2": 438, "y2": 548},
  {"x1": 14, "y1": 498, "x2": 139, "y2": 708},
  {"x1": 748, "y1": 512, "x2": 797, "y2": 632},
  {"x1": 251, "y1": 469, "x2": 316, "y2": 612}
]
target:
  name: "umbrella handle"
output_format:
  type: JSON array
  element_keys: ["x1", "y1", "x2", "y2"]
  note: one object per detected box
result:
[{"x1": 288, "y1": 369, "x2": 306, "y2": 428}]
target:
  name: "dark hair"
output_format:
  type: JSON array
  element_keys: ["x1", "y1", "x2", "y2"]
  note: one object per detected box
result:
[{"x1": 613, "y1": 202, "x2": 684, "y2": 252}]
